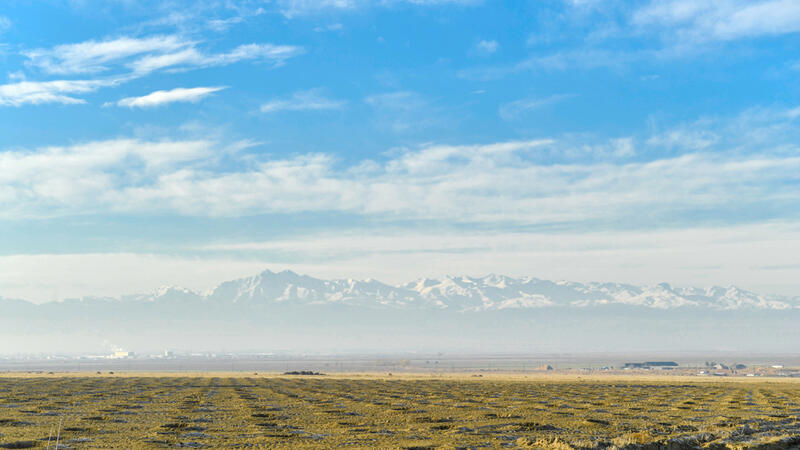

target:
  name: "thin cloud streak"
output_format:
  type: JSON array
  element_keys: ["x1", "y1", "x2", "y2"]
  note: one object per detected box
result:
[
  {"x1": 23, "y1": 35, "x2": 188, "y2": 75},
  {"x1": 633, "y1": 0, "x2": 800, "y2": 43},
  {"x1": 129, "y1": 43, "x2": 304, "y2": 74},
  {"x1": 8, "y1": 35, "x2": 303, "y2": 106},
  {"x1": 24, "y1": 35, "x2": 303, "y2": 76},
  {"x1": 260, "y1": 89, "x2": 345, "y2": 113},
  {"x1": 113, "y1": 86, "x2": 227, "y2": 108},
  {"x1": 277, "y1": 0, "x2": 480, "y2": 17},
  {"x1": 499, "y1": 94, "x2": 574, "y2": 120},
  {"x1": 0, "y1": 78, "x2": 122, "y2": 106}
]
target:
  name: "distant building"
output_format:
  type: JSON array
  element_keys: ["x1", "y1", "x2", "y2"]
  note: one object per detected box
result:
[
  {"x1": 110, "y1": 351, "x2": 135, "y2": 359},
  {"x1": 623, "y1": 361, "x2": 678, "y2": 369},
  {"x1": 623, "y1": 362, "x2": 648, "y2": 369}
]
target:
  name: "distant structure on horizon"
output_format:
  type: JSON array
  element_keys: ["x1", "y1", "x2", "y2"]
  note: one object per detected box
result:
[{"x1": 623, "y1": 361, "x2": 678, "y2": 369}]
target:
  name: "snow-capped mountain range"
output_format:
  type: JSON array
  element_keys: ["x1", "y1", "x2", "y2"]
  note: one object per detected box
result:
[
  {"x1": 41, "y1": 269, "x2": 799, "y2": 311},
  {"x1": 4, "y1": 269, "x2": 799, "y2": 354}
]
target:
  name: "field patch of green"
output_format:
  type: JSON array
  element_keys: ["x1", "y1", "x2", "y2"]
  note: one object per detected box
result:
[{"x1": 0, "y1": 376, "x2": 799, "y2": 448}]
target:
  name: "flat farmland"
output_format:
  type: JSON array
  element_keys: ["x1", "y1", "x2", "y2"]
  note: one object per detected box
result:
[{"x1": 1, "y1": 374, "x2": 799, "y2": 449}]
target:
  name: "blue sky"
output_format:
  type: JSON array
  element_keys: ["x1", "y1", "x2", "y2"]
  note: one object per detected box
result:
[{"x1": 1, "y1": 0, "x2": 799, "y2": 302}]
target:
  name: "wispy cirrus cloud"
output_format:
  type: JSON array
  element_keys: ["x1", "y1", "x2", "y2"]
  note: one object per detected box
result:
[
  {"x1": 277, "y1": 0, "x2": 480, "y2": 17},
  {"x1": 459, "y1": 48, "x2": 642, "y2": 81},
  {"x1": 314, "y1": 23, "x2": 344, "y2": 32},
  {"x1": 279, "y1": 0, "x2": 357, "y2": 17},
  {"x1": 633, "y1": 0, "x2": 800, "y2": 43},
  {"x1": 260, "y1": 89, "x2": 345, "y2": 113},
  {"x1": 129, "y1": 43, "x2": 304, "y2": 74},
  {"x1": 23, "y1": 35, "x2": 189, "y2": 75},
  {"x1": 499, "y1": 94, "x2": 574, "y2": 120},
  {"x1": 0, "y1": 78, "x2": 120, "y2": 106},
  {"x1": 112, "y1": 86, "x2": 227, "y2": 108},
  {"x1": 24, "y1": 35, "x2": 304, "y2": 76},
  {"x1": 6, "y1": 35, "x2": 303, "y2": 107}
]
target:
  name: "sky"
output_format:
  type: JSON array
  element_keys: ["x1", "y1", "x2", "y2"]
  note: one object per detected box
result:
[{"x1": 1, "y1": 0, "x2": 799, "y2": 303}]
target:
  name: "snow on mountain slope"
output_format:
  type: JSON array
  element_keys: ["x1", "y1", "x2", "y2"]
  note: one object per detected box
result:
[
  {"x1": 192, "y1": 270, "x2": 799, "y2": 311},
  {"x1": 3, "y1": 269, "x2": 798, "y2": 311}
]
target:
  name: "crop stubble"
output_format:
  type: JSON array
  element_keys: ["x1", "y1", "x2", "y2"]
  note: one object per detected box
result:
[{"x1": 0, "y1": 375, "x2": 799, "y2": 448}]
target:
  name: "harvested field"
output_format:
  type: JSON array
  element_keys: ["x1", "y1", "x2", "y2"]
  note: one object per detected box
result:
[{"x1": 0, "y1": 374, "x2": 799, "y2": 448}]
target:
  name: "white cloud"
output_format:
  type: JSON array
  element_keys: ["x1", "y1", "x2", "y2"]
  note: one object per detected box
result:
[
  {"x1": 475, "y1": 39, "x2": 499, "y2": 54},
  {"x1": 2, "y1": 122, "x2": 799, "y2": 225},
  {"x1": 207, "y1": 16, "x2": 245, "y2": 32},
  {"x1": 633, "y1": 0, "x2": 800, "y2": 43},
  {"x1": 24, "y1": 35, "x2": 189, "y2": 75},
  {"x1": 609, "y1": 137, "x2": 635, "y2": 157},
  {"x1": 114, "y1": 86, "x2": 227, "y2": 108},
  {"x1": 364, "y1": 91, "x2": 425, "y2": 110},
  {"x1": 12, "y1": 36, "x2": 303, "y2": 106},
  {"x1": 0, "y1": 78, "x2": 119, "y2": 106},
  {"x1": 277, "y1": 0, "x2": 479, "y2": 17},
  {"x1": 128, "y1": 48, "x2": 203, "y2": 74},
  {"x1": 279, "y1": 0, "x2": 358, "y2": 17},
  {"x1": 260, "y1": 89, "x2": 345, "y2": 113},
  {"x1": 23, "y1": 35, "x2": 303, "y2": 76},
  {"x1": 0, "y1": 15, "x2": 11, "y2": 34},
  {"x1": 465, "y1": 0, "x2": 800, "y2": 77},
  {"x1": 498, "y1": 94, "x2": 573, "y2": 120},
  {"x1": 6, "y1": 71, "x2": 26, "y2": 82},
  {"x1": 206, "y1": 43, "x2": 304, "y2": 67},
  {"x1": 0, "y1": 139, "x2": 212, "y2": 213},
  {"x1": 400, "y1": 0, "x2": 481, "y2": 4},
  {"x1": 1, "y1": 105, "x2": 797, "y2": 222},
  {"x1": 3, "y1": 106, "x2": 800, "y2": 300},
  {"x1": 128, "y1": 43, "x2": 304, "y2": 74},
  {"x1": 459, "y1": 49, "x2": 640, "y2": 80},
  {"x1": 314, "y1": 23, "x2": 344, "y2": 32}
]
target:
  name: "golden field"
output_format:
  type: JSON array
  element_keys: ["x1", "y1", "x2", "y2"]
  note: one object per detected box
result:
[{"x1": 0, "y1": 373, "x2": 799, "y2": 449}]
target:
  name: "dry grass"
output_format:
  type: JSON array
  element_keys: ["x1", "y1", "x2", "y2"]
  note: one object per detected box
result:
[{"x1": 0, "y1": 373, "x2": 798, "y2": 448}]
